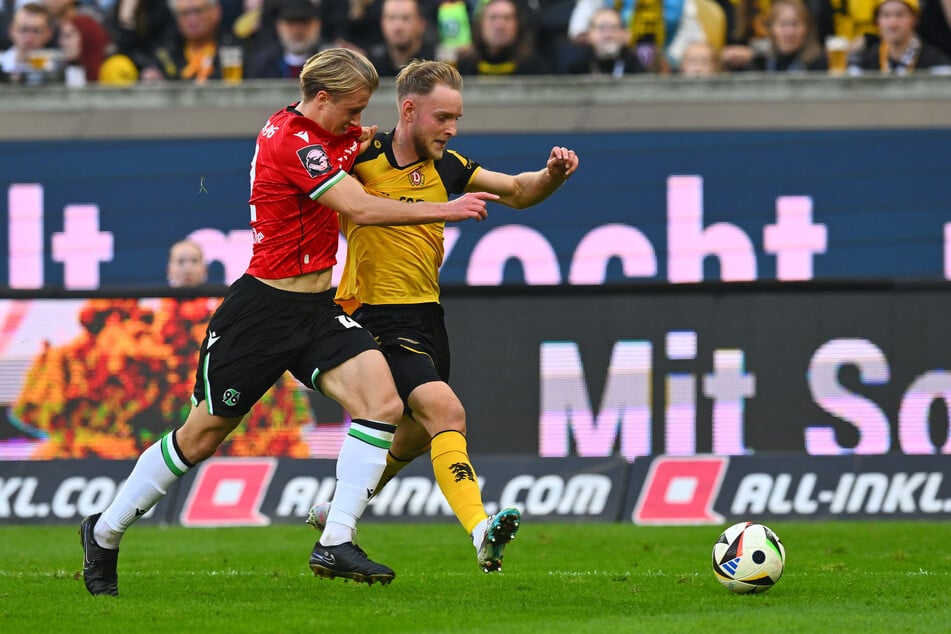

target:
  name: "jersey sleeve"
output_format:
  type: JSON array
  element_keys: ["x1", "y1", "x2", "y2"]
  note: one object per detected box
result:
[
  {"x1": 274, "y1": 122, "x2": 347, "y2": 199},
  {"x1": 438, "y1": 149, "x2": 481, "y2": 195}
]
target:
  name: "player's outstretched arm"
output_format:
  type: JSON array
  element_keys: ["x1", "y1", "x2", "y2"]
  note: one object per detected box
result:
[
  {"x1": 469, "y1": 146, "x2": 579, "y2": 209},
  {"x1": 322, "y1": 174, "x2": 496, "y2": 225}
]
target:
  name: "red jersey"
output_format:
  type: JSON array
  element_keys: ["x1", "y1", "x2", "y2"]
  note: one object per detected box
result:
[{"x1": 246, "y1": 105, "x2": 362, "y2": 279}]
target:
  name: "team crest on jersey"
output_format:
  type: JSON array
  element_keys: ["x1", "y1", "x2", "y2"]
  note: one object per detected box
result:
[
  {"x1": 297, "y1": 144, "x2": 331, "y2": 178},
  {"x1": 409, "y1": 169, "x2": 425, "y2": 187}
]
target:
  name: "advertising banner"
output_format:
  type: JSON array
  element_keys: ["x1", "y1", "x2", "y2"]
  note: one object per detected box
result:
[
  {"x1": 2, "y1": 284, "x2": 950, "y2": 460},
  {"x1": 0, "y1": 296, "x2": 350, "y2": 461},
  {"x1": 0, "y1": 459, "x2": 172, "y2": 525},
  {"x1": 445, "y1": 284, "x2": 951, "y2": 458},
  {"x1": 2, "y1": 129, "x2": 949, "y2": 290},
  {"x1": 0, "y1": 455, "x2": 630, "y2": 526},
  {"x1": 3, "y1": 453, "x2": 947, "y2": 526},
  {"x1": 624, "y1": 454, "x2": 951, "y2": 525}
]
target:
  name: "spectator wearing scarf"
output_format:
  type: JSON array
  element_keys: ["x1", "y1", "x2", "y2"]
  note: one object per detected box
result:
[{"x1": 851, "y1": 0, "x2": 951, "y2": 74}]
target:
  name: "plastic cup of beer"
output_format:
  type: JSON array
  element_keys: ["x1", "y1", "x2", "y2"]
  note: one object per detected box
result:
[
  {"x1": 219, "y1": 46, "x2": 243, "y2": 84},
  {"x1": 28, "y1": 49, "x2": 54, "y2": 71},
  {"x1": 825, "y1": 36, "x2": 849, "y2": 75},
  {"x1": 435, "y1": 44, "x2": 459, "y2": 68}
]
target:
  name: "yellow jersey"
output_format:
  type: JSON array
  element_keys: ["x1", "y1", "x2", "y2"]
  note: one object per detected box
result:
[{"x1": 336, "y1": 132, "x2": 480, "y2": 311}]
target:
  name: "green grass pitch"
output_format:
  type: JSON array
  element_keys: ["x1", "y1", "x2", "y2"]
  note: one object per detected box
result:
[{"x1": 1, "y1": 521, "x2": 948, "y2": 633}]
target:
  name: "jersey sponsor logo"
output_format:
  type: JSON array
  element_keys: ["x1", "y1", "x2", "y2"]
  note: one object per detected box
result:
[
  {"x1": 409, "y1": 169, "x2": 425, "y2": 187},
  {"x1": 180, "y1": 458, "x2": 276, "y2": 526},
  {"x1": 293, "y1": 131, "x2": 310, "y2": 143},
  {"x1": 297, "y1": 144, "x2": 331, "y2": 178},
  {"x1": 633, "y1": 456, "x2": 727, "y2": 525}
]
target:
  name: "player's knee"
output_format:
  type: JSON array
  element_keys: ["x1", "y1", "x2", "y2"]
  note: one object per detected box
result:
[
  {"x1": 190, "y1": 438, "x2": 220, "y2": 463},
  {"x1": 177, "y1": 429, "x2": 224, "y2": 463},
  {"x1": 178, "y1": 412, "x2": 237, "y2": 462},
  {"x1": 441, "y1": 400, "x2": 466, "y2": 433},
  {"x1": 377, "y1": 392, "x2": 405, "y2": 424}
]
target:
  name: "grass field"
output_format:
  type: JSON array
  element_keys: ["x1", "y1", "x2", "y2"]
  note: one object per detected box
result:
[{"x1": 1, "y1": 520, "x2": 949, "y2": 633}]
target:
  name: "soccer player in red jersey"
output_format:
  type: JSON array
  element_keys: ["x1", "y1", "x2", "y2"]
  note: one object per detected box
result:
[{"x1": 79, "y1": 48, "x2": 496, "y2": 595}]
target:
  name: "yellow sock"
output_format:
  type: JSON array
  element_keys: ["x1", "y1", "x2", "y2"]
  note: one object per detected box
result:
[
  {"x1": 375, "y1": 451, "x2": 412, "y2": 495},
  {"x1": 431, "y1": 430, "x2": 488, "y2": 534}
]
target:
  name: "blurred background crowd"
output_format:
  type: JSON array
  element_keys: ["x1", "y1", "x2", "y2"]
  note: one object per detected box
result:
[{"x1": 1, "y1": 0, "x2": 949, "y2": 86}]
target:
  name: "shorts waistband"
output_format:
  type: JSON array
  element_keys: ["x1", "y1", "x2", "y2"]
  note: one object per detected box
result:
[{"x1": 237, "y1": 274, "x2": 335, "y2": 305}]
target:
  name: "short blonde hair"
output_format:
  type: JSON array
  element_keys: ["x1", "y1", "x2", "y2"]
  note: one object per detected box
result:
[
  {"x1": 299, "y1": 48, "x2": 380, "y2": 102},
  {"x1": 395, "y1": 59, "x2": 463, "y2": 102}
]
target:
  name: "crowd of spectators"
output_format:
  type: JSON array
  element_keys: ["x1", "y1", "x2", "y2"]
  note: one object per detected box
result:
[{"x1": 1, "y1": 0, "x2": 949, "y2": 84}]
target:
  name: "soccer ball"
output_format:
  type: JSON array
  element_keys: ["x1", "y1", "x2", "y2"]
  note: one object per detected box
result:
[{"x1": 712, "y1": 522, "x2": 785, "y2": 594}]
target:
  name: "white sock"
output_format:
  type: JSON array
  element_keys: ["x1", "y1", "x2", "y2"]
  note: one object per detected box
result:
[
  {"x1": 320, "y1": 419, "x2": 395, "y2": 547},
  {"x1": 95, "y1": 431, "x2": 192, "y2": 549},
  {"x1": 471, "y1": 518, "x2": 488, "y2": 551}
]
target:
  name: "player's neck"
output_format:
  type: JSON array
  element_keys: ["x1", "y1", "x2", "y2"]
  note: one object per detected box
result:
[
  {"x1": 296, "y1": 100, "x2": 332, "y2": 135},
  {"x1": 391, "y1": 125, "x2": 421, "y2": 167}
]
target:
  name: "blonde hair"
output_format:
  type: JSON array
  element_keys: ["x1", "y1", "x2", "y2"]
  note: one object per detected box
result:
[
  {"x1": 395, "y1": 59, "x2": 463, "y2": 102},
  {"x1": 299, "y1": 48, "x2": 380, "y2": 102}
]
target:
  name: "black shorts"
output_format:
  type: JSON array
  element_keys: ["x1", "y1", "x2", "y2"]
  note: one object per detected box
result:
[
  {"x1": 351, "y1": 302, "x2": 450, "y2": 404},
  {"x1": 192, "y1": 275, "x2": 380, "y2": 417}
]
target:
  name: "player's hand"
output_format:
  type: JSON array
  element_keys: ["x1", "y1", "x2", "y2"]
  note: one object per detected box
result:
[
  {"x1": 444, "y1": 191, "x2": 498, "y2": 222},
  {"x1": 547, "y1": 146, "x2": 579, "y2": 182},
  {"x1": 357, "y1": 125, "x2": 379, "y2": 154}
]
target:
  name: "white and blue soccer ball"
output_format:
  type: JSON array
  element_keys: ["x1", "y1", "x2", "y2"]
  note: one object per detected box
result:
[{"x1": 712, "y1": 522, "x2": 786, "y2": 594}]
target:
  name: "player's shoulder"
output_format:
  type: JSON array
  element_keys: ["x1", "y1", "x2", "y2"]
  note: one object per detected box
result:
[
  {"x1": 354, "y1": 130, "x2": 392, "y2": 165},
  {"x1": 436, "y1": 149, "x2": 479, "y2": 178},
  {"x1": 259, "y1": 105, "x2": 327, "y2": 145},
  {"x1": 441, "y1": 148, "x2": 476, "y2": 169}
]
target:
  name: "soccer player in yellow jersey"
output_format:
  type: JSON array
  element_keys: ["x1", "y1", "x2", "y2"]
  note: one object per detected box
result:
[{"x1": 309, "y1": 59, "x2": 579, "y2": 573}]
